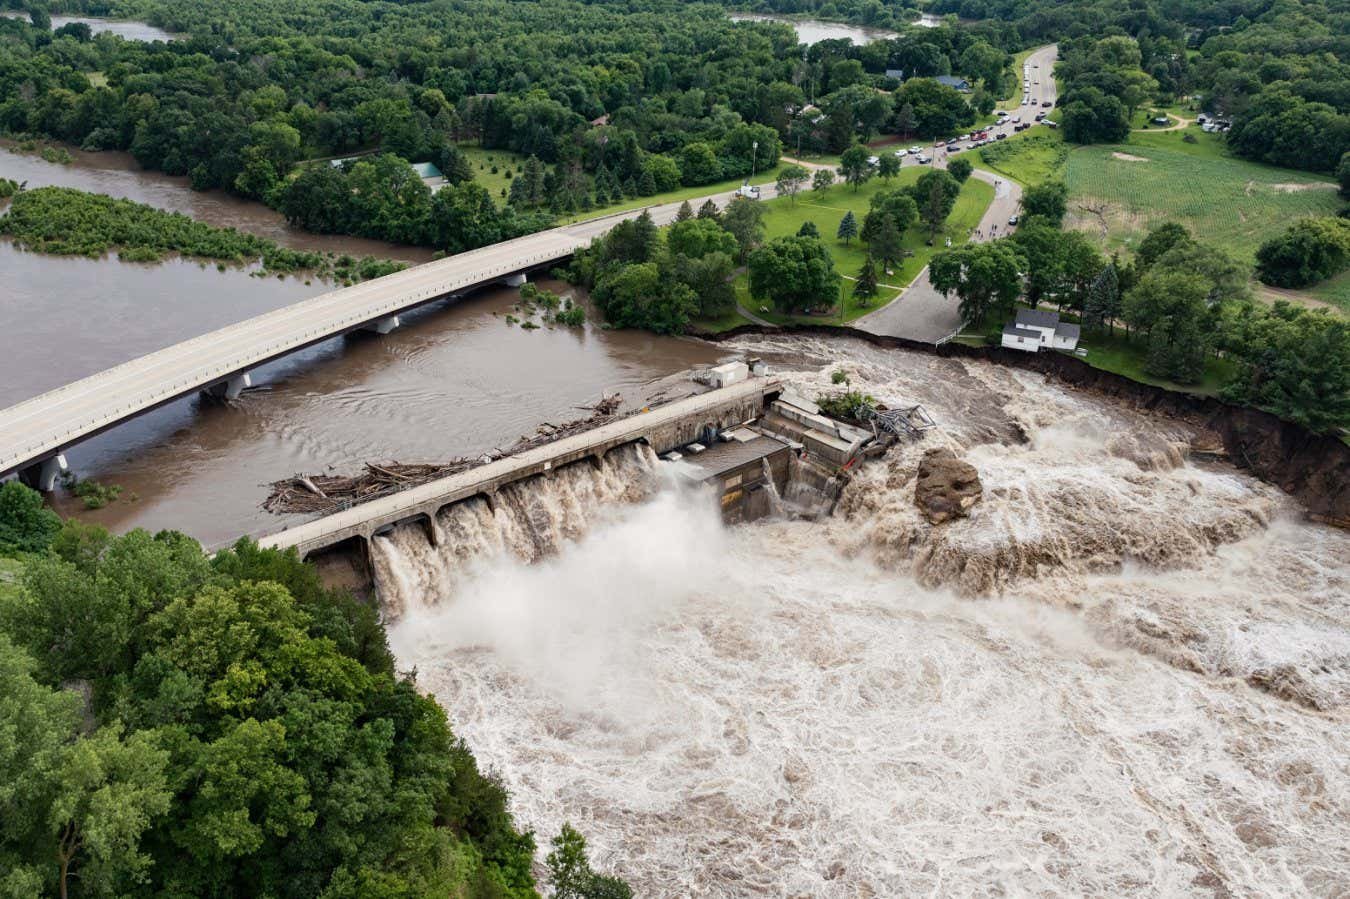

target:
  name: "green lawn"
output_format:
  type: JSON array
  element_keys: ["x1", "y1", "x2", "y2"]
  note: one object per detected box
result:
[
  {"x1": 976, "y1": 130, "x2": 1068, "y2": 185},
  {"x1": 457, "y1": 143, "x2": 530, "y2": 201},
  {"x1": 1064, "y1": 129, "x2": 1341, "y2": 264},
  {"x1": 560, "y1": 164, "x2": 785, "y2": 224},
  {"x1": 1297, "y1": 270, "x2": 1350, "y2": 312},
  {"x1": 965, "y1": 315, "x2": 1235, "y2": 396},
  {"x1": 728, "y1": 169, "x2": 995, "y2": 326}
]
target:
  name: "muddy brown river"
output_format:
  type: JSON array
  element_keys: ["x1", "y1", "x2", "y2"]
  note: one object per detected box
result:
[{"x1": 1, "y1": 152, "x2": 722, "y2": 545}]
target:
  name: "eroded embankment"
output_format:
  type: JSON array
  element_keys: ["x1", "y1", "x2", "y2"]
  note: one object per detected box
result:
[{"x1": 699, "y1": 324, "x2": 1350, "y2": 528}]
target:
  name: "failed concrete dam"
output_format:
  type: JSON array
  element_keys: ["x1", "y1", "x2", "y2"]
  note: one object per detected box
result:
[{"x1": 262, "y1": 372, "x2": 876, "y2": 608}]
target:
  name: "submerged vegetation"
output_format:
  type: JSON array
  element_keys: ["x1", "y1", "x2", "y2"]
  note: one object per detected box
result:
[{"x1": 0, "y1": 186, "x2": 404, "y2": 282}]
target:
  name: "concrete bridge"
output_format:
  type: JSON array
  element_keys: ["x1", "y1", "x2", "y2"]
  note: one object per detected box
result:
[
  {"x1": 259, "y1": 377, "x2": 780, "y2": 566},
  {"x1": 0, "y1": 182, "x2": 778, "y2": 490}
]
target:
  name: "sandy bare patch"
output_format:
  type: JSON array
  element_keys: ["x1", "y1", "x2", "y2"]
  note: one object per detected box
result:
[
  {"x1": 1269, "y1": 182, "x2": 1337, "y2": 193},
  {"x1": 1111, "y1": 152, "x2": 1150, "y2": 162}
]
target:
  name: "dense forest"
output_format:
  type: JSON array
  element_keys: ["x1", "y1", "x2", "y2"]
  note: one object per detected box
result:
[
  {"x1": 0, "y1": 0, "x2": 1020, "y2": 248},
  {"x1": 927, "y1": 0, "x2": 1350, "y2": 172},
  {"x1": 0, "y1": 482, "x2": 631, "y2": 898}
]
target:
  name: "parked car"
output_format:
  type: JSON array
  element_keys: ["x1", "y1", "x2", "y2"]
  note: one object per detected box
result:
[
  {"x1": 996, "y1": 132, "x2": 1007, "y2": 140},
  {"x1": 867, "y1": 155, "x2": 880, "y2": 166},
  {"x1": 735, "y1": 183, "x2": 760, "y2": 199},
  {"x1": 895, "y1": 148, "x2": 908, "y2": 156},
  {"x1": 993, "y1": 110, "x2": 1007, "y2": 117},
  {"x1": 1008, "y1": 214, "x2": 1019, "y2": 225},
  {"x1": 1045, "y1": 119, "x2": 1058, "y2": 128},
  {"x1": 1041, "y1": 100, "x2": 1052, "y2": 108},
  {"x1": 909, "y1": 146, "x2": 922, "y2": 154},
  {"x1": 916, "y1": 155, "x2": 932, "y2": 164}
]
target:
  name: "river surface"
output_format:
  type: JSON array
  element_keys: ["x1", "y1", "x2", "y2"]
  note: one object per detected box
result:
[
  {"x1": 728, "y1": 11, "x2": 950, "y2": 42},
  {"x1": 0, "y1": 146, "x2": 434, "y2": 263},
  {"x1": 0, "y1": 11, "x2": 178, "y2": 41},
  {"x1": 1, "y1": 148, "x2": 722, "y2": 545},
  {"x1": 386, "y1": 333, "x2": 1350, "y2": 897}
]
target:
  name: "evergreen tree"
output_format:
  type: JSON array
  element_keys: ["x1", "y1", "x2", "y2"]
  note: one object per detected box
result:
[
  {"x1": 675, "y1": 200, "x2": 694, "y2": 222},
  {"x1": 697, "y1": 199, "x2": 721, "y2": 221},
  {"x1": 871, "y1": 215, "x2": 905, "y2": 272},
  {"x1": 854, "y1": 254, "x2": 878, "y2": 302},
  {"x1": 637, "y1": 167, "x2": 657, "y2": 196},
  {"x1": 1084, "y1": 263, "x2": 1121, "y2": 333},
  {"x1": 837, "y1": 210, "x2": 859, "y2": 245},
  {"x1": 797, "y1": 221, "x2": 820, "y2": 238}
]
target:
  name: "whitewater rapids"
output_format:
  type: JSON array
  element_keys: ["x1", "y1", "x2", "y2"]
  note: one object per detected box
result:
[{"x1": 386, "y1": 336, "x2": 1350, "y2": 897}]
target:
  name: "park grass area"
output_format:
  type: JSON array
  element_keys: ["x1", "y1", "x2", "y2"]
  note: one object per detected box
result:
[
  {"x1": 457, "y1": 143, "x2": 529, "y2": 201},
  {"x1": 976, "y1": 130, "x2": 1067, "y2": 185},
  {"x1": 724, "y1": 169, "x2": 994, "y2": 327},
  {"x1": 691, "y1": 306, "x2": 754, "y2": 332},
  {"x1": 1064, "y1": 129, "x2": 1341, "y2": 264},
  {"x1": 560, "y1": 164, "x2": 785, "y2": 224},
  {"x1": 1301, "y1": 270, "x2": 1350, "y2": 312}
]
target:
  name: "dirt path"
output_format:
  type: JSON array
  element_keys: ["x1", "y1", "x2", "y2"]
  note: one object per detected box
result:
[{"x1": 1133, "y1": 111, "x2": 1192, "y2": 132}]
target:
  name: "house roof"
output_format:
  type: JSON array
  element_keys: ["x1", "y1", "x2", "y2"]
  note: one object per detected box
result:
[
  {"x1": 1015, "y1": 308, "x2": 1060, "y2": 330},
  {"x1": 1055, "y1": 322, "x2": 1082, "y2": 341},
  {"x1": 885, "y1": 68, "x2": 905, "y2": 79},
  {"x1": 410, "y1": 161, "x2": 443, "y2": 180},
  {"x1": 935, "y1": 75, "x2": 969, "y2": 88},
  {"x1": 1003, "y1": 325, "x2": 1041, "y2": 340}
]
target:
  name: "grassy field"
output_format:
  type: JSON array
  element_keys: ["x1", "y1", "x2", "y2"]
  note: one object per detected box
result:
[
  {"x1": 457, "y1": 143, "x2": 529, "y2": 201},
  {"x1": 721, "y1": 168, "x2": 994, "y2": 326},
  {"x1": 976, "y1": 130, "x2": 1068, "y2": 185},
  {"x1": 1064, "y1": 128, "x2": 1341, "y2": 264}
]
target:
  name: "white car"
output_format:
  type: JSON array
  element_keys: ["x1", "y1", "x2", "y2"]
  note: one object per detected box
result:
[
  {"x1": 867, "y1": 155, "x2": 880, "y2": 166},
  {"x1": 909, "y1": 146, "x2": 922, "y2": 154},
  {"x1": 895, "y1": 148, "x2": 908, "y2": 156}
]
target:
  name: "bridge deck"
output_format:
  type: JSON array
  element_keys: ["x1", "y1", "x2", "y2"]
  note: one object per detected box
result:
[{"x1": 0, "y1": 178, "x2": 769, "y2": 480}]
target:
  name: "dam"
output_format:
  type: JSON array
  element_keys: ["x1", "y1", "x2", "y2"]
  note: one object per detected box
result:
[{"x1": 258, "y1": 366, "x2": 886, "y2": 607}]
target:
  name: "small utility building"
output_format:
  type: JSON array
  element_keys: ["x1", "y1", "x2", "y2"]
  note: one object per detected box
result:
[{"x1": 1001, "y1": 308, "x2": 1080, "y2": 352}]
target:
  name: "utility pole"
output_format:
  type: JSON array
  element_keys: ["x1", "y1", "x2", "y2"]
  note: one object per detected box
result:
[{"x1": 751, "y1": 140, "x2": 758, "y2": 181}]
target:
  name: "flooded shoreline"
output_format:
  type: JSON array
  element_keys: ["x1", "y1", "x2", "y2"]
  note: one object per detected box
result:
[
  {"x1": 0, "y1": 11, "x2": 179, "y2": 41},
  {"x1": 0, "y1": 142, "x2": 436, "y2": 263}
]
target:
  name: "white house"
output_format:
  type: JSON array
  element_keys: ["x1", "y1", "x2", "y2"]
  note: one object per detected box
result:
[{"x1": 1001, "y1": 308, "x2": 1080, "y2": 352}]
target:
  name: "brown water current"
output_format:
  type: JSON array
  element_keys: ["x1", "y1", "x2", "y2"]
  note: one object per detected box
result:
[
  {"x1": 386, "y1": 334, "x2": 1350, "y2": 898},
  {"x1": 0, "y1": 145, "x2": 435, "y2": 262}
]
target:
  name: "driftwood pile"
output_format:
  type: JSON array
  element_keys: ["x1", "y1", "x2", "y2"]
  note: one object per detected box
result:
[{"x1": 263, "y1": 394, "x2": 627, "y2": 515}]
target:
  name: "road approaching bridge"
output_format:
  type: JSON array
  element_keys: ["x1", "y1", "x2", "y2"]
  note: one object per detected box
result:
[{"x1": 0, "y1": 180, "x2": 775, "y2": 489}]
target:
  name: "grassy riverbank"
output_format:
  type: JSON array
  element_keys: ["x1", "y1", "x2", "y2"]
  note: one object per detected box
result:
[{"x1": 0, "y1": 186, "x2": 405, "y2": 283}]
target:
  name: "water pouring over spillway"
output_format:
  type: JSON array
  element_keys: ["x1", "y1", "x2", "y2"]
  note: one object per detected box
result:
[{"x1": 382, "y1": 336, "x2": 1350, "y2": 897}]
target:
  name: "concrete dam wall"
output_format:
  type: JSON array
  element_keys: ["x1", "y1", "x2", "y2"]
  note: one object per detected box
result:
[{"x1": 261, "y1": 378, "x2": 784, "y2": 603}]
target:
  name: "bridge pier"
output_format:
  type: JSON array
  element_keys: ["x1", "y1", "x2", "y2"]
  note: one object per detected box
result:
[
  {"x1": 362, "y1": 314, "x2": 401, "y2": 335},
  {"x1": 205, "y1": 372, "x2": 252, "y2": 401},
  {"x1": 18, "y1": 454, "x2": 67, "y2": 493},
  {"x1": 503, "y1": 272, "x2": 527, "y2": 288}
]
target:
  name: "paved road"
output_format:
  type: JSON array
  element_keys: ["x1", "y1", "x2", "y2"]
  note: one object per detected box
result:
[
  {"x1": 856, "y1": 43, "x2": 1058, "y2": 342},
  {"x1": 854, "y1": 170, "x2": 1022, "y2": 341},
  {"x1": 0, "y1": 179, "x2": 784, "y2": 480}
]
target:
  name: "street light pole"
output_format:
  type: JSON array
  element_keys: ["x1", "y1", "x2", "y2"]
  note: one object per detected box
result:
[{"x1": 752, "y1": 140, "x2": 758, "y2": 181}]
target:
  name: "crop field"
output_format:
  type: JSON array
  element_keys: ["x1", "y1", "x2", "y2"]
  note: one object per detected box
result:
[{"x1": 1064, "y1": 136, "x2": 1341, "y2": 264}]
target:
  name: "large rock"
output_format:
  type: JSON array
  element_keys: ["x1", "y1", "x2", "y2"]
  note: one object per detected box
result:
[{"x1": 914, "y1": 447, "x2": 983, "y2": 524}]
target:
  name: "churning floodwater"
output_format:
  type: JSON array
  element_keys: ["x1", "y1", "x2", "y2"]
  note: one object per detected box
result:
[{"x1": 388, "y1": 335, "x2": 1350, "y2": 897}]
